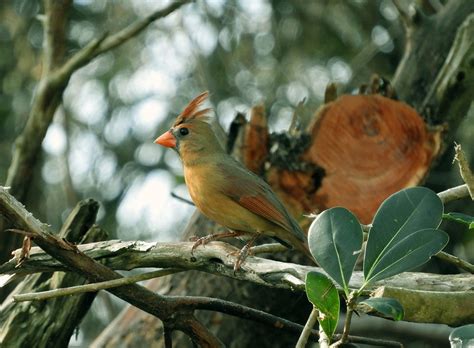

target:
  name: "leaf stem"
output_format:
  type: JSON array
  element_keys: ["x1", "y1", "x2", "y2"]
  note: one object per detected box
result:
[
  {"x1": 319, "y1": 323, "x2": 331, "y2": 348},
  {"x1": 334, "y1": 291, "x2": 357, "y2": 346}
]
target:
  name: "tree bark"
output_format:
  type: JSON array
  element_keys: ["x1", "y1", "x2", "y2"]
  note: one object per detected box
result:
[{"x1": 0, "y1": 199, "x2": 106, "y2": 347}]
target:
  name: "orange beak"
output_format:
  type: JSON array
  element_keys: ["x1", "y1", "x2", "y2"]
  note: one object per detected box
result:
[{"x1": 154, "y1": 130, "x2": 176, "y2": 148}]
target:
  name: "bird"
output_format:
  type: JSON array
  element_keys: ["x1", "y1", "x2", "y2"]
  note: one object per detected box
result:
[{"x1": 154, "y1": 91, "x2": 313, "y2": 270}]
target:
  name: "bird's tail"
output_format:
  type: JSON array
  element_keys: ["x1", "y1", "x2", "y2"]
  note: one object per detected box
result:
[
  {"x1": 278, "y1": 233, "x2": 315, "y2": 265},
  {"x1": 298, "y1": 240, "x2": 316, "y2": 265}
]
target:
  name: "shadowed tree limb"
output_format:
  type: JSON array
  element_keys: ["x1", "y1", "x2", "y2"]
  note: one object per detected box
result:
[
  {"x1": 2, "y1": 0, "x2": 192, "y2": 263},
  {"x1": 0, "y1": 187, "x2": 223, "y2": 347},
  {"x1": 0, "y1": 186, "x2": 404, "y2": 347}
]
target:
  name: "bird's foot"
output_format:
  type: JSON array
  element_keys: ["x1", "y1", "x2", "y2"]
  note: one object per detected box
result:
[
  {"x1": 190, "y1": 231, "x2": 247, "y2": 255},
  {"x1": 233, "y1": 244, "x2": 253, "y2": 272},
  {"x1": 191, "y1": 235, "x2": 215, "y2": 254},
  {"x1": 232, "y1": 233, "x2": 261, "y2": 273}
]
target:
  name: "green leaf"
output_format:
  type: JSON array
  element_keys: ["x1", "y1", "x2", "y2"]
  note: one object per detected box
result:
[
  {"x1": 364, "y1": 187, "x2": 447, "y2": 284},
  {"x1": 443, "y1": 212, "x2": 474, "y2": 230},
  {"x1": 308, "y1": 207, "x2": 363, "y2": 292},
  {"x1": 305, "y1": 271, "x2": 340, "y2": 338},
  {"x1": 449, "y1": 324, "x2": 474, "y2": 346},
  {"x1": 365, "y1": 228, "x2": 449, "y2": 283},
  {"x1": 359, "y1": 297, "x2": 404, "y2": 321}
]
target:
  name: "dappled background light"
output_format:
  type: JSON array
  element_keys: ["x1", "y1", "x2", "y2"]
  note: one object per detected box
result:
[
  {"x1": 0, "y1": 0, "x2": 432, "y2": 243},
  {"x1": 2, "y1": 0, "x2": 473, "y2": 345}
]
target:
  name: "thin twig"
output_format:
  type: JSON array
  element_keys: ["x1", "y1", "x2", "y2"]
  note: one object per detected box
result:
[
  {"x1": 50, "y1": 0, "x2": 191, "y2": 89},
  {"x1": 296, "y1": 306, "x2": 319, "y2": 348},
  {"x1": 13, "y1": 268, "x2": 182, "y2": 302},
  {"x1": 435, "y1": 251, "x2": 474, "y2": 274},
  {"x1": 319, "y1": 325, "x2": 331, "y2": 348},
  {"x1": 334, "y1": 293, "x2": 357, "y2": 346},
  {"x1": 171, "y1": 191, "x2": 195, "y2": 206},
  {"x1": 250, "y1": 242, "x2": 287, "y2": 255},
  {"x1": 169, "y1": 296, "x2": 401, "y2": 347},
  {"x1": 392, "y1": 0, "x2": 413, "y2": 29},
  {"x1": 437, "y1": 184, "x2": 470, "y2": 203},
  {"x1": 453, "y1": 144, "x2": 474, "y2": 199}
]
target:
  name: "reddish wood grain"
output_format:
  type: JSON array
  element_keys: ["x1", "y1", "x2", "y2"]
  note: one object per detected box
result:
[
  {"x1": 270, "y1": 95, "x2": 442, "y2": 224},
  {"x1": 243, "y1": 105, "x2": 269, "y2": 175}
]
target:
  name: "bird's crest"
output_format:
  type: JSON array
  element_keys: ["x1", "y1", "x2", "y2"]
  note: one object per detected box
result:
[{"x1": 173, "y1": 91, "x2": 212, "y2": 127}]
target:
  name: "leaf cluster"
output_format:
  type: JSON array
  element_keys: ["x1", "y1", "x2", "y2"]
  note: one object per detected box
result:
[{"x1": 304, "y1": 187, "x2": 449, "y2": 344}]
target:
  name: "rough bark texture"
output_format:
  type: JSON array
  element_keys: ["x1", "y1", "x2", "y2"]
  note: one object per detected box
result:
[
  {"x1": 0, "y1": 187, "x2": 226, "y2": 348},
  {"x1": 0, "y1": 0, "x2": 191, "y2": 265},
  {"x1": 0, "y1": 199, "x2": 105, "y2": 347},
  {"x1": 4, "y1": 240, "x2": 473, "y2": 295},
  {"x1": 4, "y1": 239, "x2": 473, "y2": 326},
  {"x1": 1, "y1": 0, "x2": 72, "y2": 266}
]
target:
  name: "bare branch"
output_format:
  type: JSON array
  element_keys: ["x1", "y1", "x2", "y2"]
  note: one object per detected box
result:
[
  {"x1": 296, "y1": 307, "x2": 319, "y2": 348},
  {"x1": 13, "y1": 268, "x2": 182, "y2": 302},
  {"x1": 42, "y1": 0, "x2": 72, "y2": 73},
  {"x1": 453, "y1": 144, "x2": 474, "y2": 199},
  {"x1": 168, "y1": 296, "x2": 402, "y2": 347},
  {"x1": 436, "y1": 251, "x2": 474, "y2": 273},
  {"x1": 3, "y1": 0, "x2": 191, "y2": 262},
  {"x1": 438, "y1": 184, "x2": 471, "y2": 203},
  {"x1": 5, "y1": 0, "x2": 191, "y2": 203},
  {"x1": 50, "y1": 0, "x2": 192, "y2": 89},
  {"x1": 96, "y1": 0, "x2": 192, "y2": 55},
  {"x1": 3, "y1": 238, "x2": 473, "y2": 326}
]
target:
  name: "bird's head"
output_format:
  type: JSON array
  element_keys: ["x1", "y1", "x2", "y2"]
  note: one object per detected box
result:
[{"x1": 154, "y1": 91, "x2": 224, "y2": 160}]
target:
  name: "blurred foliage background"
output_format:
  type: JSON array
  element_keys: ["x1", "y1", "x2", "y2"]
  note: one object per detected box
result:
[{"x1": 0, "y1": 0, "x2": 472, "y2": 345}]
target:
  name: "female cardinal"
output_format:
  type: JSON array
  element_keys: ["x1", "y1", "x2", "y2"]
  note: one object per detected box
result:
[{"x1": 155, "y1": 92, "x2": 312, "y2": 269}]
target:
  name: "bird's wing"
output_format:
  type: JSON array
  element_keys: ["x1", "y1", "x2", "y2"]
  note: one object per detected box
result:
[{"x1": 217, "y1": 159, "x2": 306, "y2": 243}]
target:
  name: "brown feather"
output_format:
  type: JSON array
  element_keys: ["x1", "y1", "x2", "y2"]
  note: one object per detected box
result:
[
  {"x1": 174, "y1": 91, "x2": 211, "y2": 126},
  {"x1": 217, "y1": 162, "x2": 307, "y2": 244},
  {"x1": 238, "y1": 195, "x2": 293, "y2": 233}
]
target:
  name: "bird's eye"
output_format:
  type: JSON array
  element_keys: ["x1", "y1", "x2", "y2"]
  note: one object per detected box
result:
[{"x1": 179, "y1": 127, "x2": 189, "y2": 136}]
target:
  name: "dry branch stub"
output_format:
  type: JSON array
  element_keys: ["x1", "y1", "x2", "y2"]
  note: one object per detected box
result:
[
  {"x1": 269, "y1": 94, "x2": 443, "y2": 224},
  {"x1": 243, "y1": 105, "x2": 269, "y2": 175}
]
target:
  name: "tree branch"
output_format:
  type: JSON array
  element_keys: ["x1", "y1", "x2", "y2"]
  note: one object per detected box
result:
[
  {"x1": 0, "y1": 187, "x2": 222, "y2": 346},
  {"x1": 4, "y1": 0, "x2": 191, "y2": 234},
  {"x1": 50, "y1": 0, "x2": 192, "y2": 89},
  {"x1": 438, "y1": 184, "x2": 471, "y2": 203},
  {"x1": 0, "y1": 199, "x2": 105, "y2": 347},
  {"x1": 453, "y1": 144, "x2": 474, "y2": 199},
  {"x1": 3, "y1": 238, "x2": 473, "y2": 326},
  {"x1": 296, "y1": 307, "x2": 319, "y2": 348},
  {"x1": 13, "y1": 268, "x2": 182, "y2": 302},
  {"x1": 436, "y1": 251, "x2": 474, "y2": 273}
]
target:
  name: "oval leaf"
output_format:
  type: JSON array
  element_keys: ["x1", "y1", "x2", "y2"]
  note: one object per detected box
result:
[
  {"x1": 358, "y1": 297, "x2": 404, "y2": 321},
  {"x1": 364, "y1": 187, "x2": 443, "y2": 282},
  {"x1": 306, "y1": 271, "x2": 340, "y2": 338},
  {"x1": 365, "y1": 228, "x2": 448, "y2": 283},
  {"x1": 450, "y1": 324, "x2": 474, "y2": 346},
  {"x1": 308, "y1": 207, "x2": 363, "y2": 292}
]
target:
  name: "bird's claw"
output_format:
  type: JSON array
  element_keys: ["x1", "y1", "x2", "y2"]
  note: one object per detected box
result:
[
  {"x1": 190, "y1": 235, "x2": 213, "y2": 255},
  {"x1": 233, "y1": 244, "x2": 253, "y2": 273}
]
